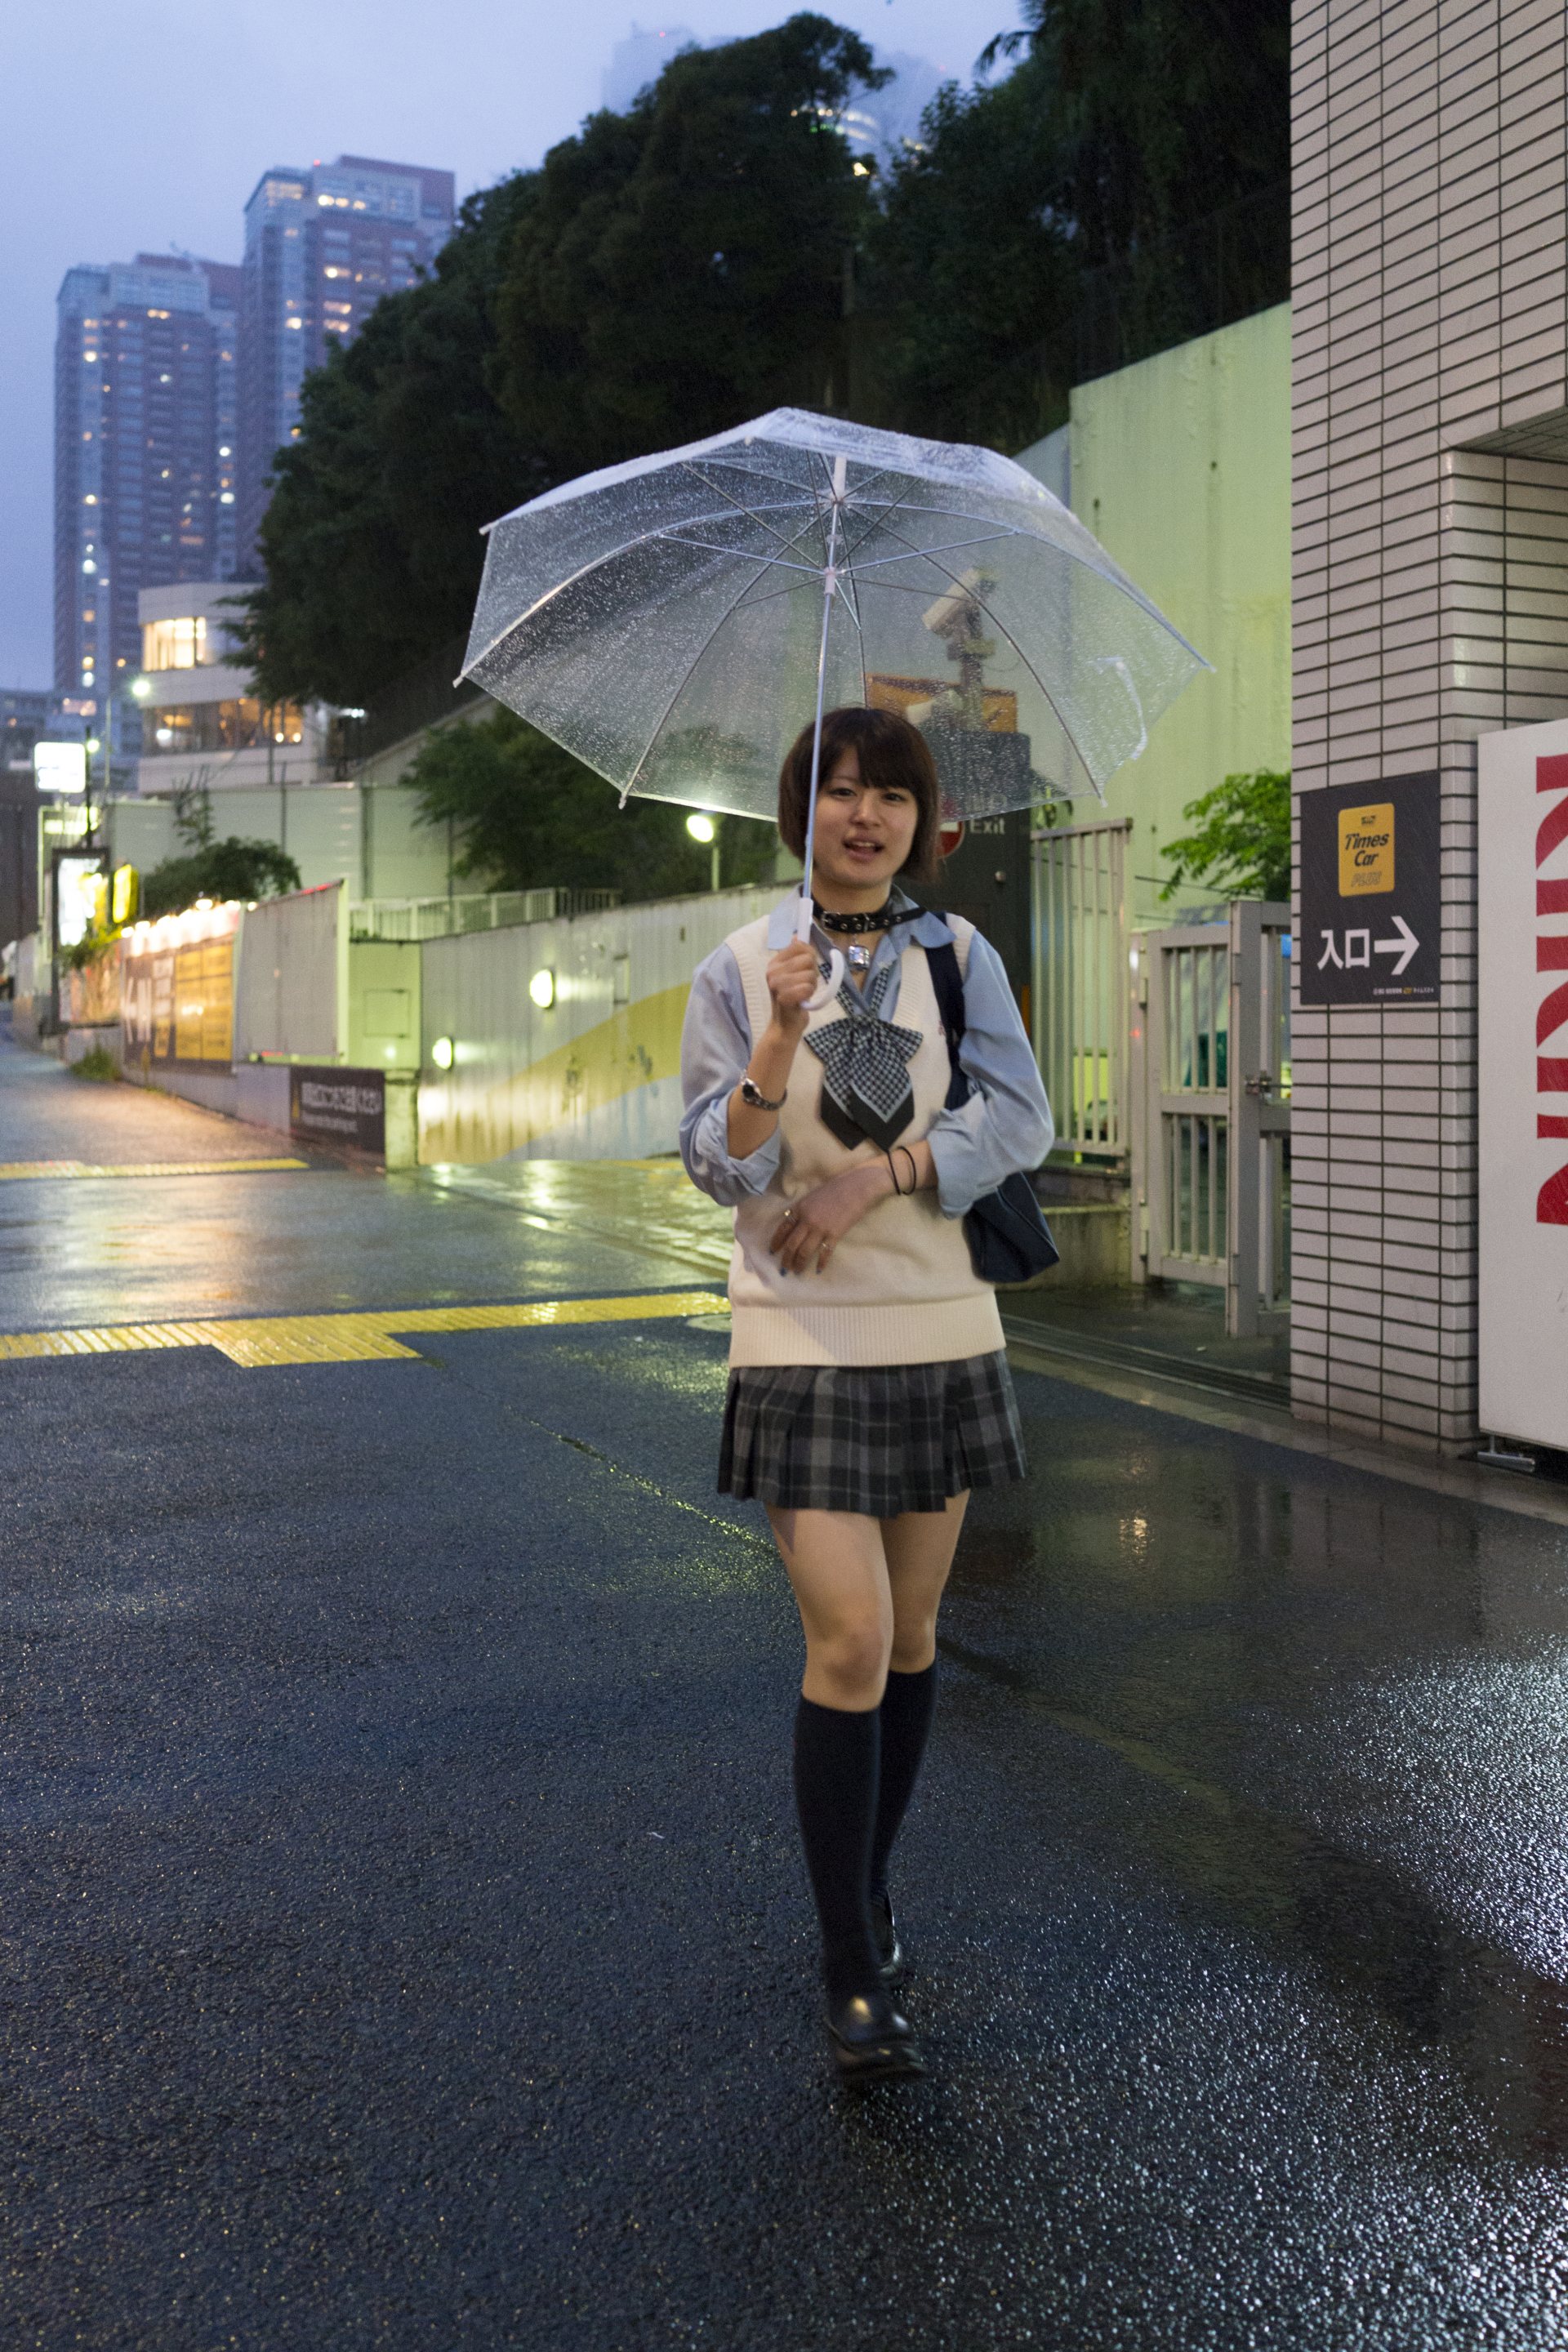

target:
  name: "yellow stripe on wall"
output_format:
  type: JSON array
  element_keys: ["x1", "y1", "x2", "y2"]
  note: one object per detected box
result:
[{"x1": 420, "y1": 982, "x2": 692, "y2": 1162}]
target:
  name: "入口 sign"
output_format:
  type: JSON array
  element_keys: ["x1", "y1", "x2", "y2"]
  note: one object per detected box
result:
[
  {"x1": 1298, "y1": 773, "x2": 1441, "y2": 1005},
  {"x1": 1478, "y1": 719, "x2": 1568, "y2": 1452}
]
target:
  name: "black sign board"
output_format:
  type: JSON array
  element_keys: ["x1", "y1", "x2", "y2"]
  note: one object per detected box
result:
[
  {"x1": 927, "y1": 807, "x2": 1033, "y2": 1008},
  {"x1": 1298, "y1": 771, "x2": 1441, "y2": 1006},
  {"x1": 289, "y1": 1066, "x2": 386, "y2": 1155}
]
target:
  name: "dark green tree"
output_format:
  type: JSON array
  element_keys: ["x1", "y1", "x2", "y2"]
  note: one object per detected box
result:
[
  {"x1": 987, "y1": 0, "x2": 1290, "y2": 265},
  {"x1": 140, "y1": 840, "x2": 303, "y2": 921},
  {"x1": 868, "y1": 0, "x2": 1289, "y2": 443},
  {"x1": 1160, "y1": 769, "x2": 1291, "y2": 903},
  {"x1": 404, "y1": 710, "x2": 777, "y2": 902},
  {"x1": 492, "y1": 14, "x2": 886, "y2": 479},
  {"x1": 862, "y1": 52, "x2": 1071, "y2": 443},
  {"x1": 235, "y1": 174, "x2": 542, "y2": 710}
]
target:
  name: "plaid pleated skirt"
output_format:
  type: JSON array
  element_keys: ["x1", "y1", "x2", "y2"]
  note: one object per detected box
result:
[{"x1": 717, "y1": 1350, "x2": 1026, "y2": 1516}]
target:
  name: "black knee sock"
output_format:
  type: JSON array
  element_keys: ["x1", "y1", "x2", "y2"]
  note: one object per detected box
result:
[
  {"x1": 869, "y1": 1662, "x2": 938, "y2": 1900},
  {"x1": 792, "y1": 1695, "x2": 881, "y2": 2002}
]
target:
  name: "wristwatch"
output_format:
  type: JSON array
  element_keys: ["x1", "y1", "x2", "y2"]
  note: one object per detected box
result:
[{"x1": 740, "y1": 1076, "x2": 787, "y2": 1111}]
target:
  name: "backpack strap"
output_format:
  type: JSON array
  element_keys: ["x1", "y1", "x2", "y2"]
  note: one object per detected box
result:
[{"x1": 925, "y1": 916, "x2": 973, "y2": 1111}]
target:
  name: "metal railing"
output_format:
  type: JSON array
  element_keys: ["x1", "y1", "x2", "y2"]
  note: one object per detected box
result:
[
  {"x1": 350, "y1": 889, "x2": 621, "y2": 942},
  {"x1": 1031, "y1": 817, "x2": 1131, "y2": 1158},
  {"x1": 1130, "y1": 902, "x2": 1291, "y2": 1334}
]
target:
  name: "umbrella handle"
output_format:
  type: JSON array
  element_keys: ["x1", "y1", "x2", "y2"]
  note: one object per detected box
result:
[
  {"x1": 793, "y1": 886, "x2": 844, "y2": 1011},
  {"x1": 801, "y1": 947, "x2": 845, "y2": 1013}
]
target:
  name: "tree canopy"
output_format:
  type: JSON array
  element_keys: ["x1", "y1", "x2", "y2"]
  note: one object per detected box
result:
[
  {"x1": 492, "y1": 13, "x2": 885, "y2": 481},
  {"x1": 867, "y1": 0, "x2": 1289, "y2": 435},
  {"x1": 140, "y1": 838, "x2": 303, "y2": 921},
  {"x1": 240, "y1": 0, "x2": 1290, "y2": 831},
  {"x1": 1160, "y1": 770, "x2": 1291, "y2": 904},
  {"x1": 403, "y1": 710, "x2": 778, "y2": 903}
]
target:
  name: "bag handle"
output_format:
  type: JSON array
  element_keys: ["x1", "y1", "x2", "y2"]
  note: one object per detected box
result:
[{"x1": 926, "y1": 921, "x2": 971, "y2": 1112}]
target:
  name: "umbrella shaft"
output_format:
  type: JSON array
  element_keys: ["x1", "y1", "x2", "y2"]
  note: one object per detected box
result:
[{"x1": 797, "y1": 459, "x2": 847, "y2": 944}]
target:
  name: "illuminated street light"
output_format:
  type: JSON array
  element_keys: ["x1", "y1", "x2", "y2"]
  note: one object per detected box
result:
[{"x1": 686, "y1": 809, "x2": 721, "y2": 891}]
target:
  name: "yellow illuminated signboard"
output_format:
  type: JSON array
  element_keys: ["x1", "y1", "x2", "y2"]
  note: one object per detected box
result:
[{"x1": 1338, "y1": 803, "x2": 1395, "y2": 896}]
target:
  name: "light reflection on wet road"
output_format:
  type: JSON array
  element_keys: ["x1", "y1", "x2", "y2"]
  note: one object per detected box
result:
[{"x1": 6, "y1": 1024, "x2": 1568, "y2": 2348}]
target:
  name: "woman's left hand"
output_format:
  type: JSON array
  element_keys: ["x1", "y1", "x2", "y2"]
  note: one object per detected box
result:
[{"x1": 768, "y1": 1164, "x2": 888, "y2": 1276}]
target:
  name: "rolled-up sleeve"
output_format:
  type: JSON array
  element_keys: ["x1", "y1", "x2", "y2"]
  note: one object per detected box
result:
[
  {"x1": 679, "y1": 945, "x2": 782, "y2": 1205},
  {"x1": 926, "y1": 933, "x2": 1054, "y2": 1218}
]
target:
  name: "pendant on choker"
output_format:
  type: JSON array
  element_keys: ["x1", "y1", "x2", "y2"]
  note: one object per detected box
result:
[{"x1": 846, "y1": 942, "x2": 873, "y2": 973}]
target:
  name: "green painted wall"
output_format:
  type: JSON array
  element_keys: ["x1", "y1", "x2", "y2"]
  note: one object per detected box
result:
[{"x1": 1022, "y1": 302, "x2": 1291, "y2": 924}]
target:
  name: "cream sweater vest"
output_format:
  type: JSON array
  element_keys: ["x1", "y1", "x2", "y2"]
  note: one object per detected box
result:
[{"x1": 723, "y1": 914, "x2": 1004, "y2": 1369}]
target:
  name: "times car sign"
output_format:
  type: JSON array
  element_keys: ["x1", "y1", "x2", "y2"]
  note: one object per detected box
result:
[
  {"x1": 1298, "y1": 772, "x2": 1441, "y2": 1006},
  {"x1": 1478, "y1": 718, "x2": 1568, "y2": 1452}
]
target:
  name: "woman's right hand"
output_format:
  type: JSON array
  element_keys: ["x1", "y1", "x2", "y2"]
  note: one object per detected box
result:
[{"x1": 764, "y1": 939, "x2": 822, "y2": 1042}]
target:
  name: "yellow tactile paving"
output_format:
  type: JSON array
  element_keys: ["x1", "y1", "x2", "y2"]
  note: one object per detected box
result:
[
  {"x1": 0, "y1": 1158, "x2": 309, "y2": 1181},
  {"x1": 0, "y1": 1291, "x2": 724, "y2": 1370}
]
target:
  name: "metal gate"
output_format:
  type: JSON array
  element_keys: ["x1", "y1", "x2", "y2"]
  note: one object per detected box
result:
[
  {"x1": 1129, "y1": 900, "x2": 1291, "y2": 1337},
  {"x1": 1031, "y1": 817, "x2": 1131, "y2": 1160}
]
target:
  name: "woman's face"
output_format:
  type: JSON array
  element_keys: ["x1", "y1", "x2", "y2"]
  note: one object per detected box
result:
[{"x1": 809, "y1": 746, "x2": 920, "y2": 897}]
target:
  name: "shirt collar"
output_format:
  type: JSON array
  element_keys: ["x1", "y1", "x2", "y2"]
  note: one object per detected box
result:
[{"x1": 764, "y1": 887, "x2": 955, "y2": 952}]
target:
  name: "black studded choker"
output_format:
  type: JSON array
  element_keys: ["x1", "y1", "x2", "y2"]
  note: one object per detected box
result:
[{"x1": 813, "y1": 901, "x2": 907, "y2": 936}]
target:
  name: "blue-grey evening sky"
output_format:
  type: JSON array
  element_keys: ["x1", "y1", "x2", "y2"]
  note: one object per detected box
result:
[{"x1": 0, "y1": 0, "x2": 1023, "y2": 688}]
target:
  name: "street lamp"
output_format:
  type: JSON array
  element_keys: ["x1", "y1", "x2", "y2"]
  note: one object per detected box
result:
[{"x1": 686, "y1": 809, "x2": 720, "y2": 892}]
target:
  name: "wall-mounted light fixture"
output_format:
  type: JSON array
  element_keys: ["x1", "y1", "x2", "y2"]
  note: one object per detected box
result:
[
  {"x1": 529, "y1": 969, "x2": 556, "y2": 1009},
  {"x1": 431, "y1": 1036, "x2": 455, "y2": 1070}
]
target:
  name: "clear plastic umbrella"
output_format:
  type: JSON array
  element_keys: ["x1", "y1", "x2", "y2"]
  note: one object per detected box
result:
[{"x1": 461, "y1": 407, "x2": 1207, "y2": 1003}]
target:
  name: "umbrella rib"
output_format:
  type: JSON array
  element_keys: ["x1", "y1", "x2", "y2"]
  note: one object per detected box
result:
[
  {"x1": 618, "y1": 550, "x2": 782, "y2": 802},
  {"x1": 678, "y1": 461, "x2": 811, "y2": 555},
  {"x1": 651, "y1": 529, "x2": 824, "y2": 574},
  {"x1": 868, "y1": 519, "x2": 1102, "y2": 793},
  {"x1": 837, "y1": 531, "x2": 1021, "y2": 576},
  {"x1": 463, "y1": 517, "x2": 816, "y2": 677}
]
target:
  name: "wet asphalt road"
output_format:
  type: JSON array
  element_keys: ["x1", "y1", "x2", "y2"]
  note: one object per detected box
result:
[{"x1": 7, "y1": 1030, "x2": 1568, "y2": 2349}]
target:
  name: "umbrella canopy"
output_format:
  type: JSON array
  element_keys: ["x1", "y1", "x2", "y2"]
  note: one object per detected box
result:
[{"x1": 461, "y1": 408, "x2": 1208, "y2": 826}]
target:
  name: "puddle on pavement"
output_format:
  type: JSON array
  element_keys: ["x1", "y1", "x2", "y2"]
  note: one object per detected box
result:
[{"x1": 947, "y1": 1392, "x2": 1568, "y2": 2163}]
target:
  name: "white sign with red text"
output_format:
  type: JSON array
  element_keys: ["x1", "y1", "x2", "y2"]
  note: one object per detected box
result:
[{"x1": 1478, "y1": 719, "x2": 1568, "y2": 1449}]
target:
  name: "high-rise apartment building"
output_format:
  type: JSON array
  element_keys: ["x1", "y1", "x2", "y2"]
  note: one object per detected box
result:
[
  {"x1": 53, "y1": 254, "x2": 240, "y2": 726},
  {"x1": 238, "y1": 155, "x2": 455, "y2": 566}
]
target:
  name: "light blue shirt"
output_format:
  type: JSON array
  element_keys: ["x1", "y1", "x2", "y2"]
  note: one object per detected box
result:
[{"x1": 679, "y1": 893, "x2": 1054, "y2": 1217}]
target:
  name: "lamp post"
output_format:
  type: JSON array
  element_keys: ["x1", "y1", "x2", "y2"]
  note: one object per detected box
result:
[{"x1": 686, "y1": 809, "x2": 719, "y2": 893}]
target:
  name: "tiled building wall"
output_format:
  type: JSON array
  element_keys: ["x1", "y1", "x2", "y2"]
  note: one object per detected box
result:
[{"x1": 1290, "y1": 0, "x2": 1568, "y2": 1454}]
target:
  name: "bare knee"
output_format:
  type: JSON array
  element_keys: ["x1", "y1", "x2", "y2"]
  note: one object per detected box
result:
[
  {"x1": 807, "y1": 1615, "x2": 891, "y2": 1708},
  {"x1": 889, "y1": 1615, "x2": 938, "y2": 1675}
]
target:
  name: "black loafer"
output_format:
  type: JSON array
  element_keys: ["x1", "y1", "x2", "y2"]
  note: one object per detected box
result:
[
  {"x1": 826, "y1": 1990, "x2": 924, "y2": 2081},
  {"x1": 869, "y1": 1890, "x2": 903, "y2": 1982}
]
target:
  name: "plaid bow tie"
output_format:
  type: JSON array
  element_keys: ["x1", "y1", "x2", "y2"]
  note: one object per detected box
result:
[{"x1": 804, "y1": 961, "x2": 923, "y2": 1150}]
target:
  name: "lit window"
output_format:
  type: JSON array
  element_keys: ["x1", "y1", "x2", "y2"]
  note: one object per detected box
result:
[
  {"x1": 220, "y1": 492, "x2": 235, "y2": 504},
  {"x1": 82, "y1": 350, "x2": 97, "y2": 363},
  {"x1": 83, "y1": 494, "x2": 97, "y2": 506},
  {"x1": 140, "y1": 616, "x2": 208, "y2": 671},
  {"x1": 286, "y1": 317, "x2": 304, "y2": 329}
]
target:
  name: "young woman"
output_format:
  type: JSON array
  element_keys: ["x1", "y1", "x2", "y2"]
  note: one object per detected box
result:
[{"x1": 679, "y1": 705, "x2": 1054, "y2": 2082}]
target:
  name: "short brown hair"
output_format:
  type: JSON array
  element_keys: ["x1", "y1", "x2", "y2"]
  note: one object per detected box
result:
[{"x1": 777, "y1": 706, "x2": 942, "y2": 886}]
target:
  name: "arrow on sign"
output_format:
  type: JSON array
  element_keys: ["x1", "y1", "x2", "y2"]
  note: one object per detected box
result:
[{"x1": 1373, "y1": 914, "x2": 1419, "y2": 976}]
